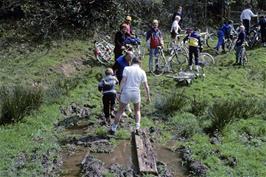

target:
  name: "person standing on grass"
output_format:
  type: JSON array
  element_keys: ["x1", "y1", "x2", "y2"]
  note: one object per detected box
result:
[
  {"x1": 240, "y1": 4, "x2": 257, "y2": 35},
  {"x1": 234, "y1": 25, "x2": 246, "y2": 65},
  {"x1": 258, "y1": 15, "x2": 266, "y2": 46},
  {"x1": 98, "y1": 68, "x2": 118, "y2": 125},
  {"x1": 172, "y1": 5, "x2": 183, "y2": 24},
  {"x1": 146, "y1": 19, "x2": 164, "y2": 72},
  {"x1": 183, "y1": 28, "x2": 202, "y2": 72},
  {"x1": 121, "y1": 16, "x2": 134, "y2": 36},
  {"x1": 170, "y1": 15, "x2": 182, "y2": 46},
  {"x1": 109, "y1": 57, "x2": 150, "y2": 135}
]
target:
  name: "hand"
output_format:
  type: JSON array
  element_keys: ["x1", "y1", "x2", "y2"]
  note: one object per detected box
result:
[
  {"x1": 121, "y1": 46, "x2": 126, "y2": 50},
  {"x1": 116, "y1": 92, "x2": 121, "y2": 101},
  {"x1": 146, "y1": 96, "x2": 151, "y2": 103}
]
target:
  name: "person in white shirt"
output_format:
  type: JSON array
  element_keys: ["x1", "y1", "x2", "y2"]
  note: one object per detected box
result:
[
  {"x1": 170, "y1": 15, "x2": 182, "y2": 45},
  {"x1": 110, "y1": 57, "x2": 150, "y2": 135},
  {"x1": 240, "y1": 4, "x2": 257, "y2": 35}
]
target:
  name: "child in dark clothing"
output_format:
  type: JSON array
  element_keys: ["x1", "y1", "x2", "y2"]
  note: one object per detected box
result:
[
  {"x1": 98, "y1": 68, "x2": 118, "y2": 124},
  {"x1": 235, "y1": 25, "x2": 246, "y2": 65}
]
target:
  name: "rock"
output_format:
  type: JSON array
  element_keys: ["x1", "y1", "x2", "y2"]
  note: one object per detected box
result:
[
  {"x1": 189, "y1": 160, "x2": 208, "y2": 176},
  {"x1": 81, "y1": 155, "x2": 106, "y2": 177},
  {"x1": 108, "y1": 164, "x2": 134, "y2": 177}
]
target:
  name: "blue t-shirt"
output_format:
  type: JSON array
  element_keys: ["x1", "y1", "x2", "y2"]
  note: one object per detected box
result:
[{"x1": 112, "y1": 55, "x2": 129, "y2": 82}]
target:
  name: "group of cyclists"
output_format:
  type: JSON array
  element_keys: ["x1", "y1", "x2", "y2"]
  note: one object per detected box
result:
[{"x1": 98, "y1": 4, "x2": 266, "y2": 134}]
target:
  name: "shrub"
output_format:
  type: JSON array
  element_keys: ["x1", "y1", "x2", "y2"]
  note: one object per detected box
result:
[
  {"x1": 154, "y1": 90, "x2": 188, "y2": 115},
  {"x1": 208, "y1": 99, "x2": 238, "y2": 132},
  {"x1": 0, "y1": 85, "x2": 43, "y2": 124},
  {"x1": 189, "y1": 95, "x2": 208, "y2": 117},
  {"x1": 170, "y1": 113, "x2": 202, "y2": 138},
  {"x1": 208, "y1": 98, "x2": 265, "y2": 133}
]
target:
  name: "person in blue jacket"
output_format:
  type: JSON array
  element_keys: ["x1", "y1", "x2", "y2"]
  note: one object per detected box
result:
[
  {"x1": 215, "y1": 26, "x2": 225, "y2": 53},
  {"x1": 112, "y1": 51, "x2": 134, "y2": 84}
]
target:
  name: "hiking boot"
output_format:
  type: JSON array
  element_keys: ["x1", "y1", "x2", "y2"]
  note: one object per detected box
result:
[
  {"x1": 108, "y1": 129, "x2": 116, "y2": 135},
  {"x1": 110, "y1": 111, "x2": 115, "y2": 118},
  {"x1": 135, "y1": 129, "x2": 140, "y2": 136}
]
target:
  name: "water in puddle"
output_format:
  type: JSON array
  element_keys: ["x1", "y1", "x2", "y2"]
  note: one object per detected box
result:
[
  {"x1": 61, "y1": 146, "x2": 88, "y2": 177},
  {"x1": 155, "y1": 144, "x2": 186, "y2": 177}
]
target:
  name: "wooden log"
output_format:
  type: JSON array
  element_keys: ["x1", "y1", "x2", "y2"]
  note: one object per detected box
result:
[{"x1": 134, "y1": 130, "x2": 158, "y2": 175}]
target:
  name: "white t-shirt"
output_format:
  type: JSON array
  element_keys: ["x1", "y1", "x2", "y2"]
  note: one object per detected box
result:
[
  {"x1": 171, "y1": 20, "x2": 181, "y2": 34},
  {"x1": 240, "y1": 9, "x2": 256, "y2": 21},
  {"x1": 122, "y1": 64, "x2": 147, "y2": 92}
]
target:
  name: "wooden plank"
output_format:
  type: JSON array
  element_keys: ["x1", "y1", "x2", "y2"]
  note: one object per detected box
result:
[{"x1": 134, "y1": 130, "x2": 158, "y2": 175}]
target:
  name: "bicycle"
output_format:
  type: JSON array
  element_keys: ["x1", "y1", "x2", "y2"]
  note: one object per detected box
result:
[
  {"x1": 198, "y1": 52, "x2": 215, "y2": 66},
  {"x1": 224, "y1": 34, "x2": 238, "y2": 52},
  {"x1": 94, "y1": 36, "x2": 114, "y2": 65},
  {"x1": 151, "y1": 45, "x2": 189, "y2": 76},
  {"x1": 236, "y1": 42, "x2": 248, "y2": 66},
  {"x1": 201, "y1": 29, "x2": 217, "y2": 48},
  {"x1": 247, "y1": 25, "x2": 261, "y2": 48}
]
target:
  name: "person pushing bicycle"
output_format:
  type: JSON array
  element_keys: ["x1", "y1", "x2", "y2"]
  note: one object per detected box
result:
[{"x1": 234, "y1": 25, "x2": 246, "y2": 65}]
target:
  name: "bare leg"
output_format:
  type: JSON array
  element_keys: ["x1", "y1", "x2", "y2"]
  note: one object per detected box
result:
[
  {"x1": 114, "y1": 102, "x2": 127, "y2": 125},
  {"x1": 134, "y1": 102, "x2": 141, "y2": 129}
]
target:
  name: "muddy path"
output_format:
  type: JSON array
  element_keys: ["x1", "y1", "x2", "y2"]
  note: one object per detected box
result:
[{"x1": 58, "y1": 103, "x2": 187, "y2": 177}]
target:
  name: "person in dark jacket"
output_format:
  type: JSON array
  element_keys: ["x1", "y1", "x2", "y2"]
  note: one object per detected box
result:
[
  {"x1": 183, "y1": 28, "x2": 202, "y2": 72},
  {"x1": 234, "y1": 25, "x2": 246, "y2": 64},
  {"x1": 172, "y1": 6, "x2": 183, "y2": 24},
  {"x1": 114, "y1": 24, "x2": 130, "y2": 60},
  {"x1": 258, "y1": 15, "x2": 266, "y2": 46},
  {"x1": 98, "y1": 68, "x2": 118, "y2": 124}
]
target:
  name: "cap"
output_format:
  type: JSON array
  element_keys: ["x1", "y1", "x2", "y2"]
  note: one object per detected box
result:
[{"x1": 126, "y1": 16, "x2": 132, "y2": 21}]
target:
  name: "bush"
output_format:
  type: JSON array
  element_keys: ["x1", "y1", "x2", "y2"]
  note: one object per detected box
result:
[
  {"x1": 155, "y1": 90, "x2": 188, "y2": 115},
  {"x1": 189, "y1": 95, "x2": 208, "y2": 117},
  {"x1": 170, "y1": 113, "x2": 202, "y2": 138},
  {"x1": 0, "y1": 85, "x2": 43, "y2": 124},
  {"x1": 208, "y1": 98, "x2": 264, "y2": 132}
]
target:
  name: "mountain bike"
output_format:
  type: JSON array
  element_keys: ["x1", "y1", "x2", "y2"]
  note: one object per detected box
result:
[
  {"x1": 237, "y1": 42, "x2": 248, "y2": 66},
  {"x1": 201, "y1": 29, "x2": 217, "y2": 48},
  {"x1": 247, "y1": 25, "x2": 261, "y2": 48},
  {"x1": 151, "y1": 45, "x2": 188, "y2": 76},
  {"x1": 94, "y1": 36, "x2": 114, "y2": 65},
  {"x1": 198, "y1": 52, "x2": 215, "y2": 66},
  {"x1": 224, "y1": 34, "x2": 238, "y2": 52}
]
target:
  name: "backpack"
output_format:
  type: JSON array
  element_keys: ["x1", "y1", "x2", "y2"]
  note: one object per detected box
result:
[
  {"x1": 98, "y1": 78, "x2": 114, "y2": 92},
  {"x1": 150, "y1": 31, "x2": 161, "y2": 49}
]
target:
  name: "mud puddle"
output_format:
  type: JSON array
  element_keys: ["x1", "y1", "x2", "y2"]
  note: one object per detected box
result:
[
  {"x1": 61, "y1": 140, "x2": 185, "y2": 177},
  {"x1": 155, "y1": 145, "x2": 185, "y2": 177}
]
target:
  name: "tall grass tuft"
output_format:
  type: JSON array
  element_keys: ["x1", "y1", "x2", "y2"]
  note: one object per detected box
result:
[
  {"x1": 208, "y1": 98, "x2": 264, "y2": 132},
  {"x1": 0, "y1": 85, "x2": 43, "y2": 124},
  {"x1": 190, "y1": 95, "x2": 208, "y2": 117},
  {"x1": 155, "y1": 90, "x2": 188, "y2": 115}
]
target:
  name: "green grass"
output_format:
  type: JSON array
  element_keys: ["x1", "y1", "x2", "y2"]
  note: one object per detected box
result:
[{"x1": 0, "y1": 36, "x2": 266, "y2": 176}]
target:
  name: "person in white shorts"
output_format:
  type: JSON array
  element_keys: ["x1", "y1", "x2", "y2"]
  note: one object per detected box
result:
[{"x1": 110, "y1": 57, "x2": 150, "y2": 134}]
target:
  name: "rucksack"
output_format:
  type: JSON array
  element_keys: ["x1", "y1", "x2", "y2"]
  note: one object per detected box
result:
[
  {"x1": 150, "y1": 31, "x2": 161, "y2": 49},
  {"x1": 102, "y1": 79, "x2": 113, "y2": 90}
]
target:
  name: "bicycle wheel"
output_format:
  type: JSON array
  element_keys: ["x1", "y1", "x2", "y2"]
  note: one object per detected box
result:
[
  {"x1": 206, "y1": 33, "x2": 218, "y2": 48},
  {"x1": 170, "y1": 50, "x2": 188, "y2": 73},
  {"x1": 151, "y1": 52, "x2": 166, "y2": 76},
  {"x1": 199, "y1": 53, "x2": 215, "y2": 66},
  {"x1": 95, "y1": 42, "x2": 113, "y2": 65},
  {"x1": 241, "y1": 48, "x2": 248, "y2": 66}
]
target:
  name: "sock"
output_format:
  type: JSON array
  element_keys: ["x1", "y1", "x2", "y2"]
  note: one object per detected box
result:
[
  {"x1": 111, "y1": 123, "x2": 118, "y2": 131},
  {"x1": 195, "y1": 65, "x2": 199, "y2": 72},
  {"x1": 189, "y1": 65, "x2": 193, "y2": 71},
  {"x1": 136, "y1": 123, "x2": 140, "y2": 130}
]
